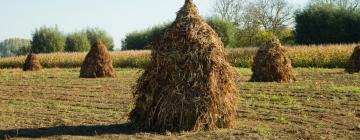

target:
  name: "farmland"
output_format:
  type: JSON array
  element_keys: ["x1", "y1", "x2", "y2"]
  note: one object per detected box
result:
[
  {"x1": 0, "y1": 44, "x2": 355, "y2": 69},
  {"x1": 0, "y1": 68, "x2": 359, "y2": 139}
]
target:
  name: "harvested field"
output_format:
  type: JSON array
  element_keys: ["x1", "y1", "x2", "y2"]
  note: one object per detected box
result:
[{"x1": 0, "y1": 68, "x2": 359, "y2": 139}]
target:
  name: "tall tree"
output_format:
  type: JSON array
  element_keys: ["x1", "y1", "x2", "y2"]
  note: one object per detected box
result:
[
  {"x1": 65, "y1": 31, "x2": 91, "y2": 52},
  {"x1": 85, "y1": 28, "x2": 114, "y2": 51},
  {"x1": 309, "y1": 0, "x2": 359, "y2": 10},
  {"x1": 31, "y1": 26, "x2": 66, "y2": 53},
  {"x1": 213, "y1": 0, "x2": 293, "y2": 46},
  {"x1": 247, "y1": 0, "x2": 293, "y2": 35},
  {"x1": 213, "y1": 0, "x2": 244, "y2": 24},
  {"x1": 0, "y1": 38, "x2": 31, "y2": 57}
]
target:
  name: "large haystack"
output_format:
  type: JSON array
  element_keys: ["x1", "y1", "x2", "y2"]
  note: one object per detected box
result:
[
  {"x1": 345, "y1": 46, "x2": 360, "y2": 74},
  {"x1": 129, "y1": 0, "x2": 236, "y2": 132},
  {"x1": 23, "y1": 53, "x2": 42, "y2": 71},
  {"x1": 80, "y1": 39, "x2": 115, "y2": 78},
  {"x1": 250, "y1": 38, "x2": 296, "y2": 82}
]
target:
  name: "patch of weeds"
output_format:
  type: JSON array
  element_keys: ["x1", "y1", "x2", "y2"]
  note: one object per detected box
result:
[
  {"x1": 245, "y1": 97, "x2": 256, "y2": 107},
  {"x1": 255, "y1": 94, "x2": 269, "y2": 100},
  {"x1": 47, "y1": 103, "x2": 70, "y2": 113},
  {"x1": 254, "y1": 94, "x2": 294, "y2": 105},
  {"x1": 70, "y1": 107, "x2": 82, "y2": 112},
  {"x1": 269, "y1": 95, "x2": 294, "y2": 105},
  {"x1": 305, "y1": 97, "x2": 313, "y2": 105},
  {"x1": 257, "y1": 108, "x2": 271, "y2": 114},
  {"x1": 252, "y1": 125, "x2": 271, "y2": 135},
  {"x1": 7, "y1": 99, "x2": 18, "y2": 105},
  {"x1": 47, "y1": 103, "x2": 61, "y2": 110},
  {"x1": 331, "y1": 86, "x2": 360, "y2": 95},
  {"x1": 276, "y1": 117, "x2": 289, "y2": 124}
]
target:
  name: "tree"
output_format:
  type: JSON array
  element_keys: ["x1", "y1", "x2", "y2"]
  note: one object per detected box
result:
[
  {"x1": 309, "y1": 0, "x2": 359, "y2": 10},
  {"x1": 121, "y1": 24, "x2": 168, "y2": 50},
  {"x1": 85, "y1": 28, "x2": 114, "y2": 51},
  {"x1": 0, "y1": 38, "x2": 31, "y2": 57},
  {"x1": 295, "y1": 4, "x2": 360, "y2": 44},
  {"x1": 65, "y1": 31, "x2": 91, "y2": 52},
  {"x1": 246, "y1": 0, "x2": 293, "y2": 36},
  {"x1": 207, "y1": 17, "x2": 237, "y2": 48},
  {"x1": 213, "y1": 0, "x2": 244, "y2": 24},
  {"x1": 31, "y1": 26, "x2": 66, "y2": 53},
  {"x1": 213, "y1": 0, "x2": 294, "y2": 47},
  {"x1": 121, "y1": 18, "x2": 237, "y2": 50}
]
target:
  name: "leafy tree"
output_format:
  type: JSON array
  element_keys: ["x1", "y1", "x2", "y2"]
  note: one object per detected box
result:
[
  {"x1": 236, "y1": 30, "x2": 275, "y2": 47},
  {"x1": 309, "y1": 0, "x2": 360, "y2": 10},
  {"x1": 85, "y1": 28, "x2": 114, "y2": 51},
  {"x1": 121, "y1": 18, "x2": 238, "y2": 50},
  {"x1": 31, "y1": 26, "x2": 66, "y2": 53},
  {"x1": 121, "y1": 24, "x2": 168, "y2": 50},
  {"x1": 0, "y1": 38, "x2": 31, "y2": 57},
  {"x1": 65, "y1": 31, "x2": 91, "y2": 52},
  {"x1": 295, "y1": 4, "x2": 360, "y2": 44},
  {"x1": 207, "y1": 17, "x2": 237, "y2": 48}
]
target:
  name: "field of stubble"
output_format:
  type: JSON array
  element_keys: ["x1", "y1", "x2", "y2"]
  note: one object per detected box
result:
[{"x1": 0, "y1": 68, "x2": 359, "y2": 139}]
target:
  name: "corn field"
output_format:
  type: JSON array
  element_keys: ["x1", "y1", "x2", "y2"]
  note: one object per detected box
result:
[{"x1": 0, "y1": 44, "x2": 355, "y2": 69}]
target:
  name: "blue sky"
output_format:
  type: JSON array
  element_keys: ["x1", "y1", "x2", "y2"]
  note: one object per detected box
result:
[{"x1": 0, "y1": 0, "x2": 309, "y2": 49}]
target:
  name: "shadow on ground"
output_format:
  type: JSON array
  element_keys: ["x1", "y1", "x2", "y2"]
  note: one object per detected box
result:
[{"x1": 0, "y1": 123, "x2": 137, "y2": 139}]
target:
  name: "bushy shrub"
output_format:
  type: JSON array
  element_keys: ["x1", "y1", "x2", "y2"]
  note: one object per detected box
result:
[
  {"x1": 121, "y1": 17, "x2": 238, "y2": 50},
  {"x1": 0, "y1": 38, "x2": 31, "y2": 57},
  {"x1": 31, "y1": 26, "x2": 66, "y2": 53},
  {"x1": 236, "y1": 30, "x2": 275, "y2": 47},
  {"x1": 207, "y1": 17, "x2": 237, "y2": 48},
  {"x1": 85, "y1": 28, "x2": 114, "y2": 51},
  {"x1": 295, "y1": 5, "x2": 360, "y2": 44},
  {"x1": 121, "y1": 24, "x2": 169, "y2": 50},
  {"x1": 65, "y1": 31, "x2": 91, "y2": 52}
]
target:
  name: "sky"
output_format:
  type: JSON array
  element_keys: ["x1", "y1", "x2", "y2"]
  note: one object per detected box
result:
[{"x1": 0, "y1": 0, "x2": 309, "y2": 49}]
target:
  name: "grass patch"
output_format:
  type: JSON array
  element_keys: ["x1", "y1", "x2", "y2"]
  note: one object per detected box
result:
[
  {"x1": 252, "y1": 125, "x2": 271, "y2": 135},
  {"x1": 331, "y1": 86, "x2": 360, "y2": 94},
  {"x1": 255, "y1": 94, "x2": 295, "y2": 105}
]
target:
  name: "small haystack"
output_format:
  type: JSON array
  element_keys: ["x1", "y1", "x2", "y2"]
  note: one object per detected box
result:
[
  {"x1": 250, "y1": 38, "x2": 296, "y2": 82},
  {"x1": 345, "y1": 46, "x2": 360, "y2": 74},
  {"x1": 79, "y1": 39, "x2": 115, "y2": 78},
  {"x1": 23, "y1": 53, "x2": 42, "y2": 71},
  {"x1": 129, "y1": 0, "x2": 236, "y2": 132}
]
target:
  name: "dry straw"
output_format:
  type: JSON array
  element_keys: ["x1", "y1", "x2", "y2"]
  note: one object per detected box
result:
[
  {"x1": 79, "y1": 39, "x2": 116, "y2": 78},
  {"x1": 250, "y1": 38, "x2": 296, "y2": 82},
  {"x1": 22, "y1": 53, "x2": 42, "y2": 71},
  {"x1": 129, "y1": 0, "x2": 236, "y2": 132},
  {"x1": 345, "y1": 46, "x2": 360, "y2": 73}
]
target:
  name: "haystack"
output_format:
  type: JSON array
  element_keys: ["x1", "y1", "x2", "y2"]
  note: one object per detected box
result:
[
  {"x1": 79, "y1": 39, "x2": 115, "y2": 78},
  {"x1": 23, "y1": 53, "x2": 42, "y2": 71},
  {"x1": 345, "y1": 46, "x2": 360, "y2": 74},
  {"x1": 250, "y1": 38, "x2": 296, "y2": 82},
  {"x1": 129, "y1": 0, "x2": 236, "y2": 132}
]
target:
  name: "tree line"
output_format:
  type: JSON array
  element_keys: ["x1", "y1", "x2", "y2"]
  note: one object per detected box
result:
[
  {"x1": 1, "y1": 0, "x2": 360, "y2": 56},
  {"x1": 0, "y1": 26, "x2": 114, "y2": 57},
  {"x1": 122, "y1": 0, "x2": 360, "y2": 50}
]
